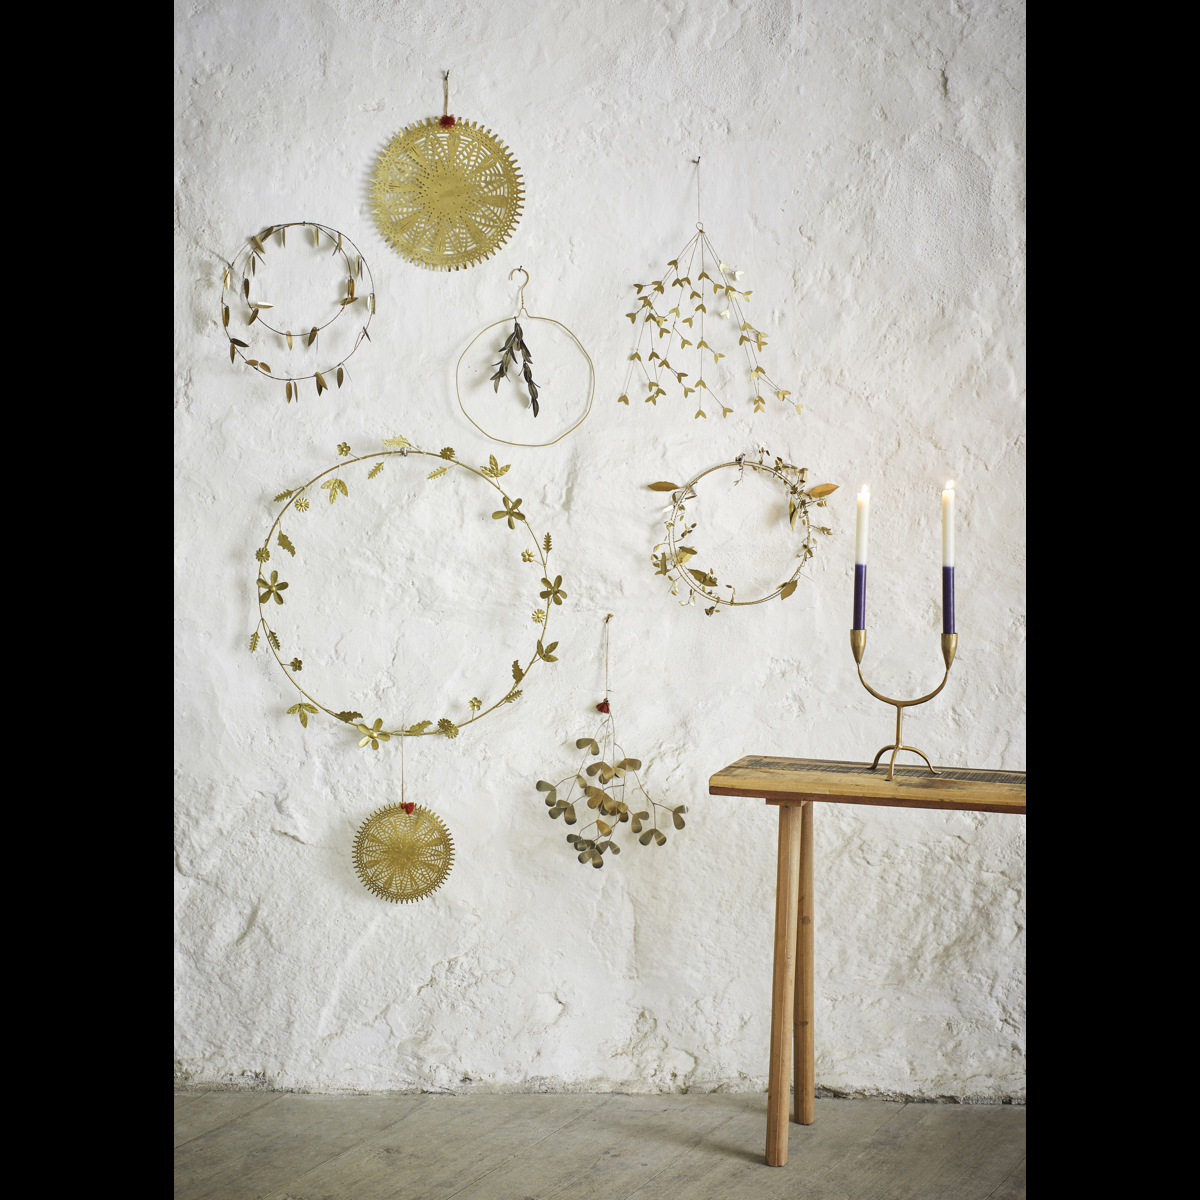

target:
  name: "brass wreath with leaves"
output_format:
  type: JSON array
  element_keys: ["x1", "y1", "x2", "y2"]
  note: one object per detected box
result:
[
  {"x1": 221, "y1": 222, "x2": 375, "y2": 402},
  {"x1": 649, "y1": 452, "x2": 838, "y2": 614},
  {"x1": 250, "y1": 438, "x2": 562, "y2": 742}
]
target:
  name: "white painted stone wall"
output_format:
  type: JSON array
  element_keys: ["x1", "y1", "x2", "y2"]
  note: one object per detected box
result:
[{"x1": 174, "y1": 0, "x2": 1025, "y2": 1101}]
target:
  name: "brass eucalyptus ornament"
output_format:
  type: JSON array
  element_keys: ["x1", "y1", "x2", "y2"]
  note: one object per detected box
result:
[
  {"x1": 456, "y1": 268, "x2": 594, "y2": 448},
  {"x1": 619, "y1": 158, "x2": 798, "y2": 419},
  {"x1": 220, "y1": 222, "x2": 375, "y2": 402},
  {"x1": 649, "y1": 450, "x2": 838, "y2": 614},
  {"x1": 535, "y1": 617, "x2": 687, "y2": 870},
  {"x1": 250, "y1": 437, "x2": 563, "y2": 743},
  {"x1": 370, "y1": 71, "x2": 523, "y2": 272}
]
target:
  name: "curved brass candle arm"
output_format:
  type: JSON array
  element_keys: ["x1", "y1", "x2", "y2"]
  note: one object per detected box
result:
[
  {"x1": 855, "y1": 662, "x2": 950, "y2": 710},
  {"x1": 850, "y1": 631, "x2": 958, "y2": 780}
]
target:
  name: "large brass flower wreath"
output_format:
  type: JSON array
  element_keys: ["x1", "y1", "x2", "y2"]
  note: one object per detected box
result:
[{"x1": 250, "y1": 438, "x2": 561, "y2": 742}]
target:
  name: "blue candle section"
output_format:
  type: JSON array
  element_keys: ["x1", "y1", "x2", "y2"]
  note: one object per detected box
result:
[
  {"x1": 942, "y1": 566, "x2": 955, "y2": 634},
  {"x1": 853, "y1": 563, "x2": 867, "y2": 630}
]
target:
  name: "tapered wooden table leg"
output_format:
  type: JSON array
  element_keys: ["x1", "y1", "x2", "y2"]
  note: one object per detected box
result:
[
  {"x1": 766, "y1": 803, "x2": 802, "y2": 1167},
  {"x1": 793, "y1": 800, "x2": 815, "y2": 1124}
]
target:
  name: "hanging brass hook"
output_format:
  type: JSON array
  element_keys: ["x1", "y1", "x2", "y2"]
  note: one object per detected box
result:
[{"x1": 509, "y1": 265, "x2": 530, "y2": 314}]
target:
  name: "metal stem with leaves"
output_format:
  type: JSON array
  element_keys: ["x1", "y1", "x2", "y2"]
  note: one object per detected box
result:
[
  {"x1": 618, "y1": 159, "x2": 799, "y2": 419},
  {"x1": 648, "y1": 450, "x2": 838, "y2": 615},
  {"x1": 221, "y1": 222, "x2": 376, "y2": 402},
  {"x1": 534, "y1": 616, "x2": 686, "y2": 870},
  {"x1": 250, "y1": 438, "x2": 562, "y2": 743}
]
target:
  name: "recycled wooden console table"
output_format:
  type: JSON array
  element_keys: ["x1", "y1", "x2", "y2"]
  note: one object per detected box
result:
[{"x1": 708, "y1": 756, "x2": 1027, "y2": 1167}]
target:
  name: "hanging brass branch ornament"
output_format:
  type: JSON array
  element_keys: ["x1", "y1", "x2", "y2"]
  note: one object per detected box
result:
[
  {"x1": 220, "y1": 222, "x2": 375, "y2": 402},
  {"x1": 249, "y1": 439, "x2": 563, "y2": 743},
  {"x1": 370, "y1": 73, "x2": 523, "y2": 271},
  {"x1": 534, "y1": 618, "x2": 687, "y2": 870},
  {"x1": 619, "y1": 159, "x2": 799, "y2": 419},
  {"x1": 455, "y1": 268, "x2": 594, "y2": 448},
  {"x1": 650, "y1": 452, "x2": 838, "y2": 614},
  {"x1": 353, "y1": 804, "x2": 454, "y2": 903}
]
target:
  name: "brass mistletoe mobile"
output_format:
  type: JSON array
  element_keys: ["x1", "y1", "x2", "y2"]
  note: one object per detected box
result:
[
  {"x1": 619, "y1": 159, "x2": 798, "y2": 419},
  {"x1": 250, "y1": 438, "x2": 563, "y2": 743}
]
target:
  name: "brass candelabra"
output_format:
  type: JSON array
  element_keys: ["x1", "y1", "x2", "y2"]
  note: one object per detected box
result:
[{"x1": 850, "y1": 630, "x2": 957, "y2": 781}]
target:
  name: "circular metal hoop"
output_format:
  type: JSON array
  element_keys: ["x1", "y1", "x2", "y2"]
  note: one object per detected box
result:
[
  {"x1": 662, "y1": 458, "x2": 816, "y2": 609},
  {"x1": 254, "y1": 445, "x2": 561, "y2": 743},
  {"x1": 353, "y1": 804, "x2": 454, "y2": 903},
  {"x1": 456, "y1": 314, "x2": 594, "y2": 449}
]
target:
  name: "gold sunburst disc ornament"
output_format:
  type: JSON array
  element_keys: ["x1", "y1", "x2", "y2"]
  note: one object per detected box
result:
[
  {"x1": 370, "y1": 119, "x2": 523, "y2": 271},
  {"x1": 352, "y1": 804, "x2": 454, "y2": 902}
]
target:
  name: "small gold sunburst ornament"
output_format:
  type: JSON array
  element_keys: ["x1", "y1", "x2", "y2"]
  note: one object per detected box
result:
[
  {"x1": 370, "y1": 74, "x2": 523, "y2": 271},
  {"x1": 353, "y1": 804, "x2": 454, "y2": 903}
]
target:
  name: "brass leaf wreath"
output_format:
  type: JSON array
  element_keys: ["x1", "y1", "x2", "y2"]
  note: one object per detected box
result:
[
  {"x1": 221, "y1": 222, "x2": 376, "y2": 402},
  {"x1": 649, "y1": 450, "x2": 838, "y2": 614},
  {"x1": 370, "y1": 75, "x2": 523, "y2": 272},
  {"x1": 534, "y1": 617, "x2": 687, "y2": 869},
  {"x1": 251, "y1": 438, "x2": 562, "y2": 743}
]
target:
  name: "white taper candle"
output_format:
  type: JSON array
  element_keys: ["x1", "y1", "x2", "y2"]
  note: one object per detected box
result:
[
  {"x1": 855, "y1": 486, "x2": 870, "y2": 564},
  {"x1": 941, "y1": 482, "x2": 955, "y2": 567}
]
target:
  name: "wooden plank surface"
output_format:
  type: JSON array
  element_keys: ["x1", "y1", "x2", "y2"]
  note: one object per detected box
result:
[{"x1": 709, "y1": 756, "x2": 1026, "y2": 815}]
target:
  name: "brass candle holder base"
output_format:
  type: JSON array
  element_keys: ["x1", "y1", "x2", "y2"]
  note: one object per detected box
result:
[{"x1": 851, "y1": 629, "x2": 957, "y2": 781}]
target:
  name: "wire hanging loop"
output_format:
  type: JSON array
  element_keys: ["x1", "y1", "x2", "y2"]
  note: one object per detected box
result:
[
  {"x1": 442, "y1": 70, "x2": 450, "y2": 116},
  {"x1": 603, "y1": 613, "x2": 613, "y2": 702},
  {"x1": 693, "y1": 156, "x2": 703, "y2": 230},
  {"x1": 510, "y1": 266, "x2": 530, "y2": 317}
]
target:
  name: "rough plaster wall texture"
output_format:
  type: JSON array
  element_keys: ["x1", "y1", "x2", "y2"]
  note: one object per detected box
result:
[{"x1": 174, "y1": 0, "x2": 1026, "y2": 1101}]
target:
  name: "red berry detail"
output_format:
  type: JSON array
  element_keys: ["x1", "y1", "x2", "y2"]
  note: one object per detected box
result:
[{"x1": 440, "y1": 115, "x2": 456, "y2": 127}]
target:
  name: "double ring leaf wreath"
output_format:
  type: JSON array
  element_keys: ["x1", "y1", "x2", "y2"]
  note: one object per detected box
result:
[
  {"x1": 534, "y1": 616, "x2": 687, "y2": 870},
  {"x1": 619, "y1": 159, "x2": 798, "y2": 419},
  {"x1": 250, "y1": 438, "x2": 563, "y2": 743},
  {"x1": 221, "y1": 222, "x2": 375, "y2": 402},
  {"x1": 370, "y1": 72, "x2": 523, "y2": 272},
  {"x1": 650, "y1": 451, "x2": 838, "y2": 614}
]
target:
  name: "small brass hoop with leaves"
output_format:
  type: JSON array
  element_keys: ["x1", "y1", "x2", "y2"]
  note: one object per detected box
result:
[
  {"x1": 251, "y1": 439, "x2": 562, "y2": 743},
  {"x1": 220, "y1": 222, "x2": 376, "y2": 402},
  {"x1": 649, "y1": 453, "x2": 838, "y2": 614},
  {"x1": 455, "y1": 269, "x2": 595, "y2": 448}
]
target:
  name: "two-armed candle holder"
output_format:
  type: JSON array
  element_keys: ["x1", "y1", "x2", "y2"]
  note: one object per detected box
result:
[{"x1": 850, "y1": 630, "x2": 957, "y2": 781}]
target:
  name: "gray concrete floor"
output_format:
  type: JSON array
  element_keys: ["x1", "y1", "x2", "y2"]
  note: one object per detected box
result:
[{"x1": 174, "y1": 1091, "x2": 1026, "y2": 1200}]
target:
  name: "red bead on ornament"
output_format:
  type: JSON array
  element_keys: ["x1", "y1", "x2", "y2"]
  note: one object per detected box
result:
[
  {"x1": 440, "y1": 115, "x2": 456, "y2": 127},
  {"x1": 403, "y1": 802, "x2": 415, "y2": 815},
  {"x1": 596, "y1": 700, "x2": 610, "y2": 713}
]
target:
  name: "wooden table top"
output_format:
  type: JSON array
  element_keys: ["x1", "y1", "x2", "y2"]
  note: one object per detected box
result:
[{"x1": 709, "y1": 756, "x2": 1026, "y2": 815}]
